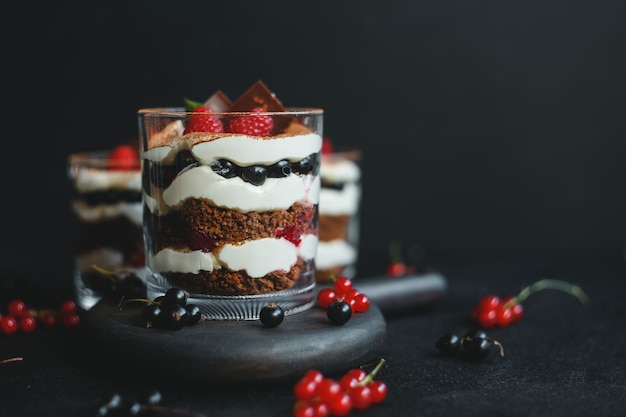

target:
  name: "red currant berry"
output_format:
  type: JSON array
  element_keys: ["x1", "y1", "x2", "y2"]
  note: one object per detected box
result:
[
  {"x1": 477, "y1": 309, "x2": 497, "y2": 328},
  {"x1": 314, "y1": 379, "x2": 341, "y2": 403},
  {"x1": 7, "y1": 299, "x2": 26, "y2": 318},
  {"x1": 369, "y1": 380, "x2": 388, "y2": 403},
  {"x1": 310, "y1": 401, "x2": 328, "y2": 417},
  {"x1": 316, "y1": 288, "x2": 336, "y2": 309},
  {"x1": 293, "y1": 402, "x2": 315, "y2": 417},
  {"x1": 302, "y1": 369, "x2": 324, "y2": 385},
  {"x1": 60, "y1": 300, "x2": 77, "y2": 316},
  {"x1": 62, "y1": 314, "x2": 81, "y2": 331},
  {"x1": 478, "y1": 294, "x2": 501, "y2": 311},
  {"x1": 333, "y1": 276, "x2": 353, "y2": 295},
  {"x1": 346, "y1": 368, "x2": 367, "y2": 381},
  {"x1": 349, "y1": 385, "x2": 372, "y2": 410},
  {"x1": 18, "y1": 316, "x2": 37, "y2": 334},
  {"x1": 386, "y1": 261, "x2": 407, "y2": 277},
  {"x1": 502, "y1": 295, "x2": 524, "y2": 322},
  {"x1": 495, "y1": 307, "x2": 513, "y2": 327},
  {"x1": 327, "y1": 392, "x2": 351, "y2": 417},
  {"x1": 0, "y1": 316, "x2": 19, "y2": 335},
  {"x1": 294, "y1": 378, "x2": 318, "y2": 402},
  {"x1": 39, "y1": 313, "x2": 56, "y2": 329},
  {"x1": 352, "y1": 293, "x2": 371, "y2": 313}
]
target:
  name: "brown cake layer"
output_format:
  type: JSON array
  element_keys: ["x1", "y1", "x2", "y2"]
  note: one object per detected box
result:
[
  {"x1": 150, "y1": 201, "x2": 317, "y2": 252},
  {"x1": 318, "y1": 214, "x2": 350, "y2": 242},
  {"x1": 163, "y1": 258, "x2": 306, "y2": 295},
  {"x1": 315, "y1": 266, "x2": 344, "y2": 283}
]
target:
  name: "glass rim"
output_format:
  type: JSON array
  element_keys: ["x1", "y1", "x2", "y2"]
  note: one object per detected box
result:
[
  {"x1": 138, "y1": 106, "x2": 324, "y2": 117},
  {"x1": 67, "y1": 150, "x2": 140, "y2": 170}
]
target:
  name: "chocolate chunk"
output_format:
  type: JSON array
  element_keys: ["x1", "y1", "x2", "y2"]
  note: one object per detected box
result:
[
  {"x1": 203, "y1": 90, "x2": 232, "y2": 112},
  {"x1": 228, "y1": 80, "x2": 287, "y2": 112},
  {"x1": 228, "y1": 80, "x2": 292, "y2": 134}
]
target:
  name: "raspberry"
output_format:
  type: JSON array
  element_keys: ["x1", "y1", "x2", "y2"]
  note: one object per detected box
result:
[
  {"x1": 226, "y1": 107, "x2": 273, "y2": 136},
  {"x1": 184, "y1": 106, "x2": 224, "y2": 134},
  {"x1": 108, "y1": 145, "x2": 139, "y2": 171},
  {"x1": 322, "y1": 137, "x2": 334, "y2": 154}
]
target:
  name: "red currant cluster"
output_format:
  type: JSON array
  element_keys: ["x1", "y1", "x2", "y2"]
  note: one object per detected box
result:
[
  {"x1": 0, "y1": 298, "x2": 80, "y2": 335},
  {"x1": 470, "y1": 279, "x2": 589, "y2": 328},
  {"x1": 293, "y1": 359, "x2": 388, "y2": 417},
  {"x1": 317, "y1": 276, "x2": 371, "y2": 324}
]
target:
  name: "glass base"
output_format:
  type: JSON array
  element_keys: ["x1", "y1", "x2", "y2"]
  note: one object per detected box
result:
[
  {"x1": 73, "y1": 266, "x2": 149, "y2": 311},
  {"x1": 146, "y1": 271, "x2": 316, "y2": 320}
]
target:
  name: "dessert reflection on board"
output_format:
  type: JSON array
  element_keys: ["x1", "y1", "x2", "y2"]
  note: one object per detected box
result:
[{"x1": 139, "y1": 81, "x2": 323, "y2": 320}]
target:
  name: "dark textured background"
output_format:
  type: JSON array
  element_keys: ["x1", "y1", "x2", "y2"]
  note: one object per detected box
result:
[
  {"x1": 3, "y1": 2, "x2": 626, "y2": 414},
  {"x1": 6, "y1": 0, "x2": 625, "y2": 276}
]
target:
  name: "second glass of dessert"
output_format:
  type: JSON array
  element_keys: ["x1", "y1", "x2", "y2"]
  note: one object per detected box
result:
[
  {"x1": 316, "y1": 141, "x2": 362, "y2": 283},
  {"x1": 139, "y1": 81, "x2": 323, "y2": 320},
  {"x1": 67, "y1": 144, "x2": 146, "y2": 310}
]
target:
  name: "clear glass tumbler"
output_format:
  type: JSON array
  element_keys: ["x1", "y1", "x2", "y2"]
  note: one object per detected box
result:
[
  {"x1": 139, "y1": 107, "x2": 323, "y2": 320},
  {"x1": 67, "y1": 149, "x2": 145, "y2": 310},
  {"x1": 316, "y1": 149, "x2": 362, "y2": 283}
]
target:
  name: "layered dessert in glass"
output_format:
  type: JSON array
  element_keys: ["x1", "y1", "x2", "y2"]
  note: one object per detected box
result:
[
  {"x1": 316, "y1": 143, "x2": 362, "y2": 282},
  {"x1": 139, "y1": 81, "x2": 323, "y2": 319}
]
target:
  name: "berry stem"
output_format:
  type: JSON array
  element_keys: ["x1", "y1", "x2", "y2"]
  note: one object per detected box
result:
[
  {"x1": 486, "y1": 337, "x2": 505, "y2": 357},
  {"x1": 388, "y1": 241, "x2": 403, "y2": 263},
  {"x1": 504, "y1": 278, "x2": 589, "y2": 309},
  {"x1": 358, "y1": 358, "x2": 386, "y2": 385}
]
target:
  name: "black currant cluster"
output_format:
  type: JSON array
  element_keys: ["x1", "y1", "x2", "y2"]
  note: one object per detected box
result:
[
  {"x1": 88, "y1": 267, "x2": 147, "y2": 302},
  {"x1": 259, "y1": 303, "x2": 285, "y2": 328},
  {"x1": 145, "y1": 150, "x2": 321, "y2": 190},
  {"x1": 138, "y1": 288, "x2": 205, "y2": 330},
  {"x1": 94, "y1": 390, "x2": 206, "y2": 417},
  {"x1": 94, "y1": 390, "x2": 161, "y2": 416},
  {"x1": 436, "y1": 329, "x2": 505, "y2": 360}
]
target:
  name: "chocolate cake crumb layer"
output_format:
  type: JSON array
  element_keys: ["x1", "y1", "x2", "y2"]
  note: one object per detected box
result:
[
  {"x1": 148, "y1": 202, "x2": 317, "y2": 253},
  {"x1": 164, "y1": 258, "x2": 306, "y2": 295},
  {"x1": 315, "y1": 266, "x2": 345, "y2": 283},
  {"x1": 318, "y1": 214, "x2": 350, "y2": 242}
]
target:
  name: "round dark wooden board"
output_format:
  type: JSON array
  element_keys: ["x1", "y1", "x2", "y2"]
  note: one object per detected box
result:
[{"x1": 81, "y1": 300, "x2": 386, "y2": 384}]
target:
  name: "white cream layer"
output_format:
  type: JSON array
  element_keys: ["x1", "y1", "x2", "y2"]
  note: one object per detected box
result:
[
  {"x1": 73, "y1": 168, "x2": 141, "y2": 192},
  {"x1": 319, "y1": 183, "x2": 360, "y2": 216},
  {"x1": 319, "y1": 157, "x2": 361, "y2": 215},
  {"x1": 316, "y1": 239, "x2": 357, "y2": 270},
  {"x1": 320, "y1": 157, "x2": 361, "y2": 183},
  {"x1": 149, "y1": 234, "x2": 318, "y2": 278},
  {"x1": 76, "y1": 248, "x2": 124, "y2": 272},
  {"x1": 71, "y1": 168, "x2": 142, "y2": 224},
  {"x1": 145, "y1": 133, "x2": 322, "y2": 214}
]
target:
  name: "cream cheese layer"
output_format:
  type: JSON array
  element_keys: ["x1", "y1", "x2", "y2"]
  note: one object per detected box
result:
[
  {"x1": 149, "y1": 234, "x2": 318, "y2": 277},
  {"x1": 316, "y1": 239, "x2": 357, "y2": 270}
]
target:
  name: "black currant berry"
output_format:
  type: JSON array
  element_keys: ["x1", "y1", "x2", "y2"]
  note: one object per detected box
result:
[
  {"x1": 142, "y1": 304, "x2": 163, "y2": 328},
  {"x1": 327, "y1": 300, "x2": 352, "y2": 325},
  {"x1": 162, "y1": 288, "x2": 188, "y2": 306},
  {"x1": 185, "y1": 304, "x2": 205, "y2": 326},
  {"x1": 160, "y1": 303, "x2": 189, "y2": 330},
  {"x1": 241, "y1": 165, "x2": 267, "y2": 185},
  {"x1": 436, "y1": 332, "x2": 461, "y2": 356},
  {"x1": 114, "y1": 274, "x2": 147, "y2": 299},
  {"x1": 260, "y1": 303, "x2": 285, "y2": 328},
  {"x1": 462, "y1": 336, "x2": 491, "y2": 360}
]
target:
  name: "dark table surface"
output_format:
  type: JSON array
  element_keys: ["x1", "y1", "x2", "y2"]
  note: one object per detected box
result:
[{"x1": 1, "y1": 249, "x2": 625, "y2": 417}]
